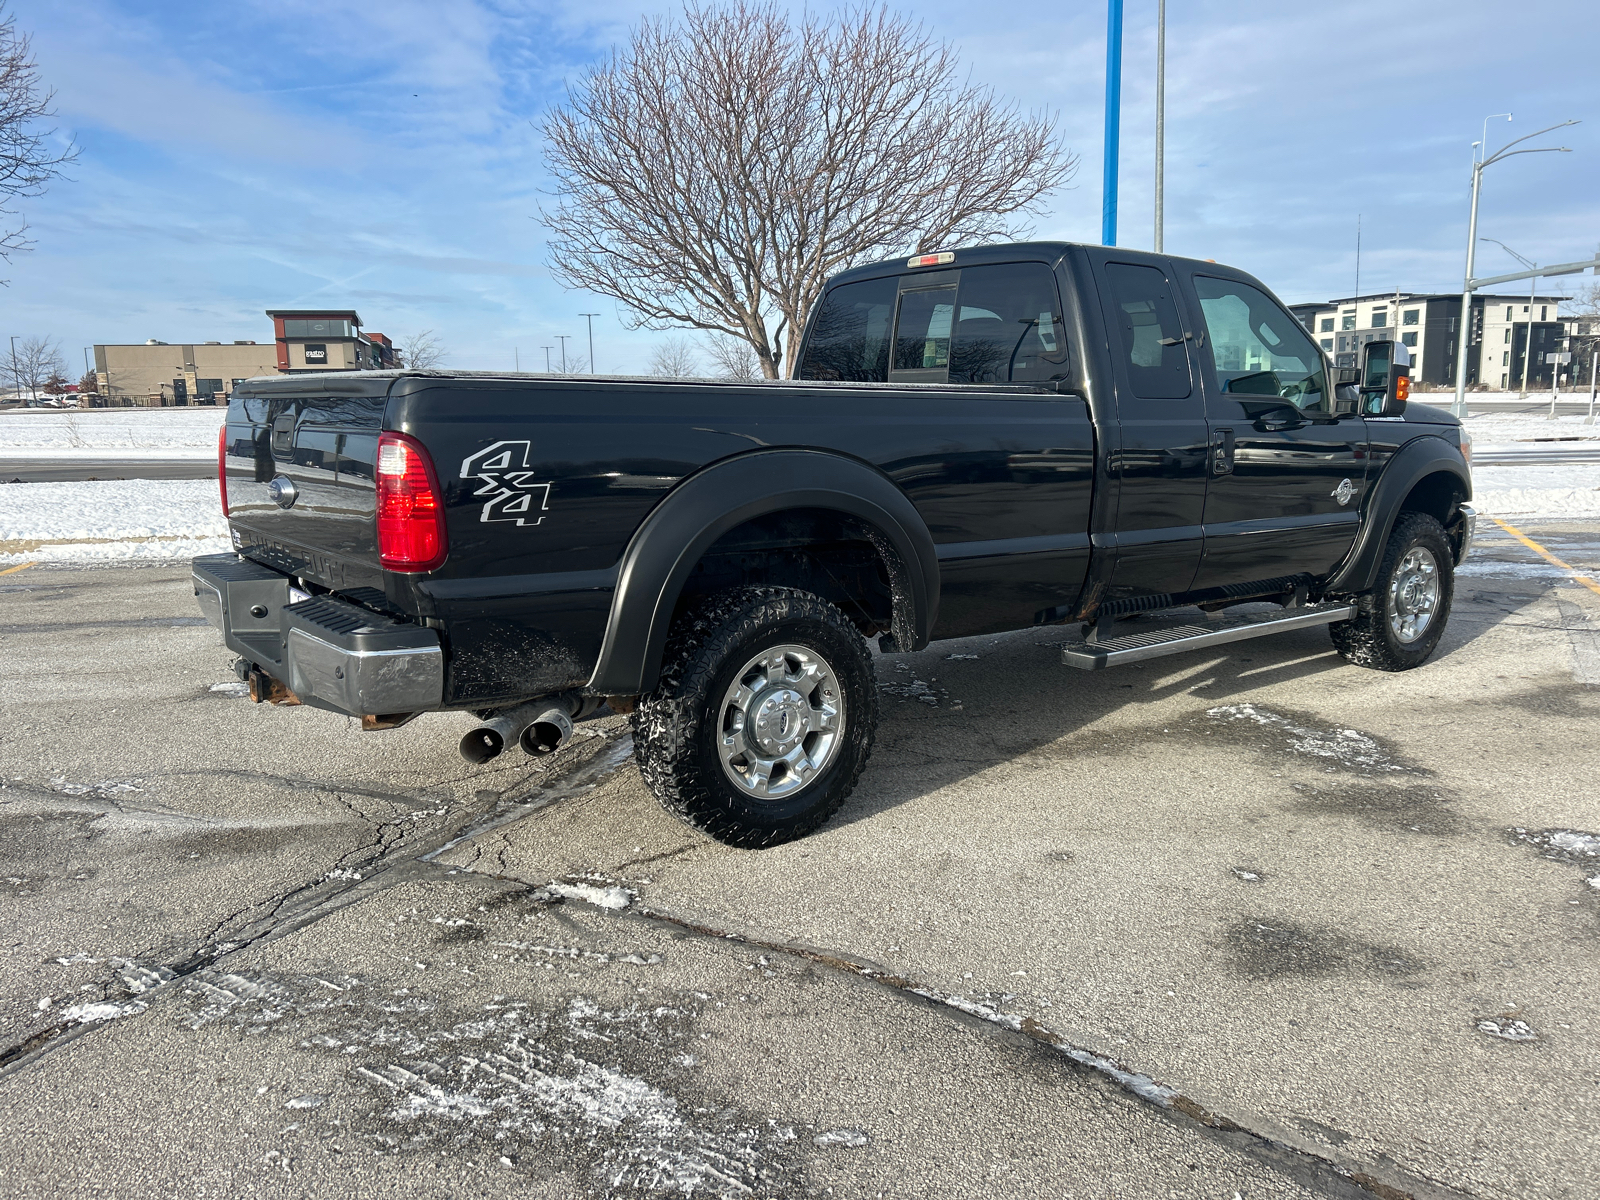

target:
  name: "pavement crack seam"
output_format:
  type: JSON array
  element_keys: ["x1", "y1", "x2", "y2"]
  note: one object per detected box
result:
[
  {"x1": 0, "y1": 733, "x2": 642, "y2": 1084},
  {"x1": 445, "y1": 873, "x2": 1474, "y2": 1200}
]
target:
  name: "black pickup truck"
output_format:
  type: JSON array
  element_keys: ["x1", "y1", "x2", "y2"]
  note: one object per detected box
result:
[{"x1": 195, "y1": 241, "x2": 1475, "y2": 847}]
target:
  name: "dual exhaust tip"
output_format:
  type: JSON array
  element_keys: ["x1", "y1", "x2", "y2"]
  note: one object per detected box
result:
[{"x1": 458, "y1": 699, "x2": 577, "y2": 765}]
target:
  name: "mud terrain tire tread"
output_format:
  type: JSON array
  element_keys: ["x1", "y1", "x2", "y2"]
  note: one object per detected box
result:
[
  {"x1": 631, "y1": 587, "x2": 878, "y2": 848},
  {"x1": 1329, "y1": 511, "x2": 1455, "y2": 672}
]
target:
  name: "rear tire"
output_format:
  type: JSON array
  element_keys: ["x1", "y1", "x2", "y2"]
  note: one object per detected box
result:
[
  {"x1": 632, "y1": 587, "x2": 878, "y2": 848},
  {"x1": 1330, "y1": 511, "x2": 1454, "y2": 672}
]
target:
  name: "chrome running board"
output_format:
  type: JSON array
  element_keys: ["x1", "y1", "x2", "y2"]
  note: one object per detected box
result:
[{"x1": 1060, "y1": 604, "x2": 1356, "y2": 670}]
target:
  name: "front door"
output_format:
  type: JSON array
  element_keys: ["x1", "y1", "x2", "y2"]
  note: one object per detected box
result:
[
  {"x1": 1178, "y1": 271, "x2": 1367, "y2": 588},
  {"x1": 1093, "y1": 256, "x2": 1210, "y2": 598}
]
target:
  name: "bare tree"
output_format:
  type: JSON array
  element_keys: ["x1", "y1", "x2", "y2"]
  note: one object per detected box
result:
[
  {"x1": 703, "y1": 332, "x2": 761, "y2": 380},
  {"x1": 648, "y1": 337, "x2": 701, "y2": 378},
  {"x1": 399, "y1": 330, "x2": 445, "y2": 369},
  {"x1": 3, "y1": 333, "x2": 62, "y2": 399},
  {"x1": 542, "y1": 3, "x2": 1076, "y2": 378},
  {"x1": 0, "y1": 4, "x2": 75, "y2": 274}
]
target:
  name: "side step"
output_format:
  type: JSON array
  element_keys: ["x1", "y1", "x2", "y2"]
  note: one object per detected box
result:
[{"x1": 1060, "y1": 603, "x2": 1355, "y2": 670}]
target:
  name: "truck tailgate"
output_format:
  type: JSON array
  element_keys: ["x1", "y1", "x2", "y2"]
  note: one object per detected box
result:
[{"x1": 223, "y1": 383, "x2": 388, "y2": 592}]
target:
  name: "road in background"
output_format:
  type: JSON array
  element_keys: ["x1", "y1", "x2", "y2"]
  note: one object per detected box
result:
[{"x1": 0, "y1": 459, "x2": 215, "y2": 483}]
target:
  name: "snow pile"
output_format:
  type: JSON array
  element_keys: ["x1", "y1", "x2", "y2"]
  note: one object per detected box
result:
[
  {"x1": 1463, "y1": 412, "x2": 1600, "y2": 448},
  {"x1": 0, "y1": 407, "x2": 223, "y2": 457},
  {"x1": 0, "y1": 478, "x2": 228, "y2": 563},
  {"x1": 1471, "y1": 462, "x2": 1600, "y2": 520}
]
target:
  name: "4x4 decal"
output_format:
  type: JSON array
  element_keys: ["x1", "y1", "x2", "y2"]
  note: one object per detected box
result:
[{"x1": 460, "y1": 440, "x2": 551, "y2": 526}]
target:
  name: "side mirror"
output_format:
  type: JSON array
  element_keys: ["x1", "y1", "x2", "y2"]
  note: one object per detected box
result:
[{"x1": 1359, "y1": 340, "x2": 1411, "y2": 416}]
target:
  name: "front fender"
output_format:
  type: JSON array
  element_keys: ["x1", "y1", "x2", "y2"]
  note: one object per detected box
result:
[
  {"x1": 586, "y1": 449, "x2": 940, "y2": 696},
  {"x1": 1322, "y1": 434, "x2": 1471, "y2": 595}
]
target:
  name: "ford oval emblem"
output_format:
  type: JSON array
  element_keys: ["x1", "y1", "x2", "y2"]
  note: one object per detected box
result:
[{"x1": 267, "y1": 475, "x2": 299, "y2": 509}]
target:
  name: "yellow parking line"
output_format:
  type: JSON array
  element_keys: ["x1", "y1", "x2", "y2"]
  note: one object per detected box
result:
[
  {"x1": 1490, "y1": 518, "x2": 1600, "y2": 598},
  {"x1": 0, "y1": 561, "x2": 35, "y2": 576}
]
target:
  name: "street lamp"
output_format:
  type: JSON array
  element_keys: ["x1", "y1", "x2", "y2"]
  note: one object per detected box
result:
[
  {"x1": 1153, "y1": 0, "x2": 1165, "y2": 253},
  {"x1": 8, "y1": 336, "x2": 19, "y2": 405},
  {"x1": 542, "y1": 346, "x2": 553, "y2": 373},
  {"x1": 555, "y1": 335, "x2": 571, "y2": 373},
  {"x1": 1450, "y1": 119, "x2": 1577, "y2": 417},
  {"x1": 580, "y1": 313, "x2": 599, "y2": 374},
  {"x1": 1479, "y1": 238, "x2": 1540, "y2": 399}
]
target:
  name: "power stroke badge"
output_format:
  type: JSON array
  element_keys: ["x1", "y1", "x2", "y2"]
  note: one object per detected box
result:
[{"x1": 461, "y1": 440, "x2": 551, "y2": 526}]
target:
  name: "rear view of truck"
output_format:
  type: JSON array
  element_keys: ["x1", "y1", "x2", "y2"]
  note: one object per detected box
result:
[{"x1": 196, "y1": 375, "x2": 450, "y2": 727}]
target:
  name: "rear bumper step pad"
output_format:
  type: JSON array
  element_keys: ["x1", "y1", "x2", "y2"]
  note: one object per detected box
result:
[
  {"x1": 1060, "y1": 604, "x2": 1355, "y2": 670},
  {"x1": 193, "y1": 553, "x2": 442, "y2": 716}
]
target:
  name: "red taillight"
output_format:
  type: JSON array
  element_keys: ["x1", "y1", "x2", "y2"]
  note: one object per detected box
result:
[
  {"x1": 376, "y1": 431, "x2": 448, "y2": 572},
  {"x1": 218, "y1": 423, "x2": 230, "y2": 517}
]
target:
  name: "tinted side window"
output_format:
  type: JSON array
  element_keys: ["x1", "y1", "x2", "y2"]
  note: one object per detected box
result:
[
  {"x1": 1192, "y1": 275, "x2": 1329, "y2": 411},
  {"x1": 797, "y1": 277, "x2": 897, "y2": 382},
  {"x1": 948, "y1": 263, "x2": 1069, "y2": 384},
  {"x1": 1105, "y1": 263, "x2": 1191, "y2": 399}
]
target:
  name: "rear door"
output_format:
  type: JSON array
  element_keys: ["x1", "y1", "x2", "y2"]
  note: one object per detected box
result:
[
  {"x1": 1177, "y1": 271, "x2": 1367, "y2": 587},
  {"x1": 1090, "y1": 255, "x2": 1210, "y2": 596}
]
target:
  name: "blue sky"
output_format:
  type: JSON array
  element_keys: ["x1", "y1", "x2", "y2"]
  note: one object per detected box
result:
[{"x1": 2, "y1": 0, "x2": 1597, "y2": 375}]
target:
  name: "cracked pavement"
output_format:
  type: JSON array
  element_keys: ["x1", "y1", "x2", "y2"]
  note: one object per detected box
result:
[{"x1": 1, "y1": 522, "x2": 1597, "y2": 1198}]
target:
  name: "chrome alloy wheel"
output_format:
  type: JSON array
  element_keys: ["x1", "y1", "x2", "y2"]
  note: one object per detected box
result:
[
  {"x1": 1388, "y1": 546, "x2": 1440, "y2": 643},
  {"x1": 716, "y1": 644, "x2": 845, "y2": 800}
]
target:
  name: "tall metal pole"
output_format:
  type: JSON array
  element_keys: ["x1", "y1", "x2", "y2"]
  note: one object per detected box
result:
[
  {"x1": 580, "y1": 313, "x2": 599, "y2": 374},
  {"x1": 1452, "y1": 160, "x2": 1484, "y2": 418},
  {"x1": 542, "y1": 346, "x2": 552, "y2": 372},
  {"x1": 1521, "y1": 272, "x2": 1535, "y2": 398},
  {"x1": 1101, "y1": 0, "x2": 1123, "y2": 246},
  {"x1": 8, "y1": 336, "x2": 18, "y2": 405},
  {"x1": 1354, "y1": 214, "x2": 1361, "y2": 302},
  {"x1": 1153, "y1": 0, "x2": 1165, "y2": 253},
  {"x1": 1587, "y1": 348, "x2": 1597, "y2": 425},
  {"x1": 556, "y1": 335, "x2": 571, "y2": 373}
]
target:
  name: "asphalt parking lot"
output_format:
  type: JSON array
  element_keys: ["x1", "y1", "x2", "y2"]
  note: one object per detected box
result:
[{"x1": 1, "y1": 520, "x2": 1597, "y2": 1199}]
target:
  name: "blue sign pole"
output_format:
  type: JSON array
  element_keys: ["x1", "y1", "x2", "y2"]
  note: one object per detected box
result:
[{"x1": 1102, "y1": 0, "x2": 1124, "y2": 246}]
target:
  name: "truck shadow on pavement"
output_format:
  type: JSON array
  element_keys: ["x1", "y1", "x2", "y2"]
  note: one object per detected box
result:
[{"x1": 827, "y1": 588, "x2": 1540, "y2": 833}]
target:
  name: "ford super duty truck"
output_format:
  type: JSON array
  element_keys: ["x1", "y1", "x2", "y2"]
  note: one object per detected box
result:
[{"x1": 194, "y1": 242, "x2": 1475, "y2": 847}]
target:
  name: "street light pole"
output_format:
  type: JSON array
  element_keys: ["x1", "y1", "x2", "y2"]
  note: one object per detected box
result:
[
  {"x1": 1481, "y1": 238, "x2": 1537, "y2": 398},
  {"x1": 1102, "y1": 0, "x2": 1123, "y2": 246},
  {"x1": 9, "y1": 336, "x2": 20, "y2": 405},
  {"x1": 1153, "y1": 0, "x2": 1165, "y2": 253},
  {"x1": 542, "y1": 346, "x2": 552, "y2": 372},
  {"x1": 580, "y1": 313, "x2": 599, "y2": 374},
  {"x1": 1451, "y1": 119, "x2": 1577, "y2": 417},
  {"x1": 555, "y1": 335, "x2": 571, "y2": 373}
]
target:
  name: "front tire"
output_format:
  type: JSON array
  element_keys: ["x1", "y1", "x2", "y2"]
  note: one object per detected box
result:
[
  {"x1": 632, "y1": 587, "x2": 878, "y2": 848},
  {"x1": 1330, "y1": 511, "x2": 1455, "y2": 671}
]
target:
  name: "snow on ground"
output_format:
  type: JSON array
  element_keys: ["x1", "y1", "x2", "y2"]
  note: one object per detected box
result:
[
  {"x1": 0, "y1": 407, "x2": 222, "y2": 457},
  {"x1": 1464, "y1": 412, "x2": 1600, "y2": 450},
  {"x1": 0, "y1": 478, "x2": 228, "y2": 564},
  {"x1": 1472, "y1": 462, "x2": 1600, "y2": 520}
]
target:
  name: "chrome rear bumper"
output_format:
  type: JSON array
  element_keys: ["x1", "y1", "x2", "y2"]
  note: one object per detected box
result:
[{"x1": 192, "y1": 553, "x2": 442, "y2": 717}]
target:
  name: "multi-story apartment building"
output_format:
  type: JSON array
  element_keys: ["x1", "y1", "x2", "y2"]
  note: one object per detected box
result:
[{"x1": 1289, "y1": 292, "x2": 1565, "y2": 390}]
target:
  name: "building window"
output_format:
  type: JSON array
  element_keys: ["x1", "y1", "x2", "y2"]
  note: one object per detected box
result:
[
  {"x1": 1540, "y1": 306, "x2": 1547, "y2": 321},
  {"x1": 1506, "y1": 307, "x2": 1514, "y2": 321},
  {"x1": 283, "y1": 319, "x2": 354, "y2": 338},
  {"x1": 1341, "y1": 314, "x2": 1355, "y2": 330},
  {"x1": 1501, "y1": 373, "x2": 1508, "y2": 388},
  {"x1": 1402, "y1": 309, "x2": 1419, "y2": 326},
  {"x1": 1504, "y1": 329, "x2": 1511, "y2": 344},
  {"x1": 1581, "y1": 322, "x2": 1592, "y2": 336},
  {"x1": 1320, "y1": 338, "x2": 1333, "y2": 351},
  {"x1": 1502, "y1": 352, "x2": 1510, "y2": 366},
  {"x1": 1371, "y1": 311, "x2": 1387, "y2": 328},
  {"x1": 1320, "y1": 318, "x2": 1334, "y2": 332},
  {"x1": 1401, "y1": 332, "x2": 1418, "y2": 347}
]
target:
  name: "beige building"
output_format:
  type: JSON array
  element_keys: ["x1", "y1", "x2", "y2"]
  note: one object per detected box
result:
[
  {"x1": 93, "y1": 340, "x2": 279, "y2": 406},
  {"x1": 93, "y1": 310, "x2": 401, "y2": 406}
]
